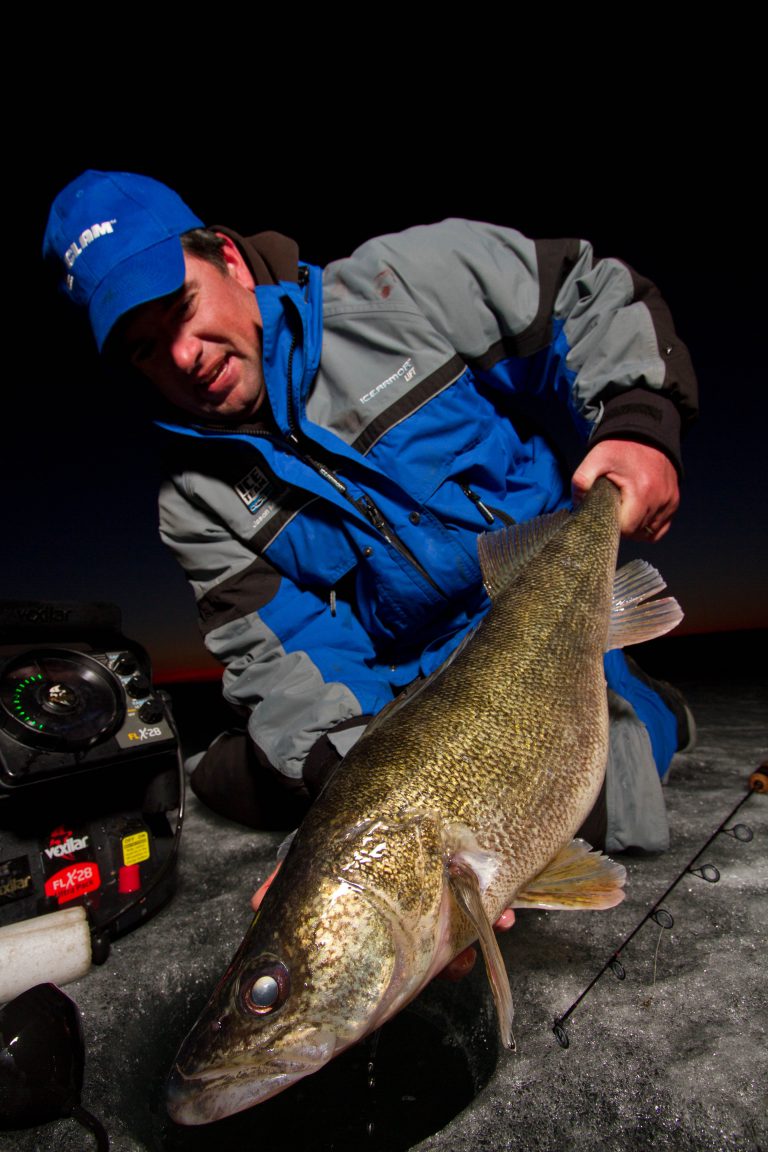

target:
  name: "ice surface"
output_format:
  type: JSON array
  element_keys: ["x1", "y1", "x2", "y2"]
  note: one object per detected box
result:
[{"x1": 1, "y1": 668, "x2": 765, "y2": 1152}]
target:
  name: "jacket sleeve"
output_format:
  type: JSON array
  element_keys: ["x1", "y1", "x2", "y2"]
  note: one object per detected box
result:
[
  {"x1": 158, "y1": 475, "x2": 384, "y2": 788},
  {"x1": 328, "y1": 220, "x2": 697, "y2": 472}
]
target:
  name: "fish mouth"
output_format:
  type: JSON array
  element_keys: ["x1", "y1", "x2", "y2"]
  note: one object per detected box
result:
[{"x1": 166, "y1": 1028, "x2": 338, "y2": 1125}]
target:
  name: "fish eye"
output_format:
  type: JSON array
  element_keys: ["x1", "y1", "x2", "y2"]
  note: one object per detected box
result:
[
  {"x1": 251, "y1": 976, "x2": 279, "y2": 1006},
  {"x1": 238, "y1": 957, "x2": 290, "y2": 1017}
]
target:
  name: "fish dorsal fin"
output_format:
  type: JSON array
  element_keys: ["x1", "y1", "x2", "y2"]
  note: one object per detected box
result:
[
  {"x1": 511, "y1": 839, "x2": 626, "y2": 911},
  {"x1": 446, "y1": 826, "x2": 514, "y2": 1050},
  {"x1": 607, "y1": 559, "x2": 684, "y2": 650},
  {"x1": 478, "y1": 510, "x2": 570, "y2": 600}
]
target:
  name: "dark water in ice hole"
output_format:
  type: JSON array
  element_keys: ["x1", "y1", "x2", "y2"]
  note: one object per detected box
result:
[{"x1": 157, "y1": 985, "x2": 499, "y2": 1152}]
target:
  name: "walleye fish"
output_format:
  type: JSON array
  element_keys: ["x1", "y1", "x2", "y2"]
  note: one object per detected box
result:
[{"x1": 167, "y1": 478, "x2": 682, "y2": 1125}]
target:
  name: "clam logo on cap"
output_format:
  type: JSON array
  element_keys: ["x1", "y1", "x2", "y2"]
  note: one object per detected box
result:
[{"x1": 64, "y1": 218, "x2": 118, "y2": 290}]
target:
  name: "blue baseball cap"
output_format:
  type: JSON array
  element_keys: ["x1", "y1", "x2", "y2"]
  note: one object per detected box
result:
[{"x1": 43, "y1": 170, "x2": 204, "y2": 352}]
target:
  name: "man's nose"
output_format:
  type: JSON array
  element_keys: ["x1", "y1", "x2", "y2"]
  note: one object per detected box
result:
[{"x1": 169, "y1": 330, "x2": 202, "y2": 373}]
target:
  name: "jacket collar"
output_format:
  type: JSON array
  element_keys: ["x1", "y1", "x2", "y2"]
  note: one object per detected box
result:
[{"x1": 212, "y1": 226, "x2": 300, "y2": 287}]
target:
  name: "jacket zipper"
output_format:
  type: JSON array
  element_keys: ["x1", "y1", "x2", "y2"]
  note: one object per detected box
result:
[
  {"x1": 284, "y1": 430, "x2": 447, "y2": 598},
  {"x1": 460, "y1": 484, "x2": 517, "y2": 527},
  {"x1": 354, "y1": 495, "x2": 447, "y2": 597},
  {"x1": 283, "y1": 318, "x2": 447, "y2": 599},
  {"x1": 460, "y1": 484, "x2": 495, "y2": 524}
]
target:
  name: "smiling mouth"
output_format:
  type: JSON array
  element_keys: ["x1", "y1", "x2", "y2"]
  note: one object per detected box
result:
[{"x1": 198, "y1": 356, "x2": 232, "y2": 397}]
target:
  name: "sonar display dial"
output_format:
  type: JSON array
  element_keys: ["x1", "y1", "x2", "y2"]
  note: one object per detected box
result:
[{"x1": 0, "y1": 648, "x2": 124, "y2": 751}]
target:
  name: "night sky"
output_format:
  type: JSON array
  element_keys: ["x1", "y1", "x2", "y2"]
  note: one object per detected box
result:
[{"x1": 5, "y1": 97, "x2": 764, "y2": 681}]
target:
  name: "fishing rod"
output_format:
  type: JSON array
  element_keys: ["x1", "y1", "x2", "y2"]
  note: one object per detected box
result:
[{"x1": 551, "y1": 760, "x2": 767, "y2": 1049}]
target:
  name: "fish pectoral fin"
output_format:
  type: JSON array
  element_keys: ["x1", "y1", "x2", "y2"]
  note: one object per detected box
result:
[
  {"x1": 448, "y1": 857, "x2": 515, "y2": 1051},
  {"x1": 512, "y1": 839, "x2": 626, "y2": 911},
  {"x1": 607, "y1": 560, "x2": 683, "y2": 650}
]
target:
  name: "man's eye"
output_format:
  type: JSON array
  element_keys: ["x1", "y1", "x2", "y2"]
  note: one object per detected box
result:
[
  {"x1": 130, "y1": 341, "x2": 154, "y2": 366},
  {"x1": 175, "y1": 292, "x2": 195, "y2": 319}
]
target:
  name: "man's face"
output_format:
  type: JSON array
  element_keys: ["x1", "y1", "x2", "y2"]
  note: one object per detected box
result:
[{"x1": 119, "y1": 237, "x2": 266, "y2": 422}]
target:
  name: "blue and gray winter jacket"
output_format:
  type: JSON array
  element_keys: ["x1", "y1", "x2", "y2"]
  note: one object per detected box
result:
[{"x1": 156, "y1": 220, "x2": 697, "y2": 792}]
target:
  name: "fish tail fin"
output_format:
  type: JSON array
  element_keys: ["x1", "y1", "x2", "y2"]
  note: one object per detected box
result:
[
  {"x1": 607, "y1": 559, "x2": 683, "y2": 650},
  {"x1": 512, "y1": 840, "x2": 626, "y2": 911}
]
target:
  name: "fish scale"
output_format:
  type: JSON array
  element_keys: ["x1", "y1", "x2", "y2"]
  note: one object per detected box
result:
[{"x1": 167, "y1": 478, "x2": 682, "y2": 1124}]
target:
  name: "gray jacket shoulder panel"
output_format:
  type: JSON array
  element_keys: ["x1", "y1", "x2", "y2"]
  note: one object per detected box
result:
[{"x1": 323, "y1": 219, "x2": 546, "y2": 358}]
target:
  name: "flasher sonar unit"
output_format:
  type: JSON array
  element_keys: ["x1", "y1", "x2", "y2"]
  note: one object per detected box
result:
[{"x1": 0, "y1": 601, "x2": 184, "y2": 957}]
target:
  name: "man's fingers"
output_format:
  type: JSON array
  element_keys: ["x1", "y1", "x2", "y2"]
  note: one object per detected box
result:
[
  {"x1": 436, "y1": 908, "x2": 516, "y2": 980},
  {"x1": 438, "y1": 946, "x2": 478, "y2": 981},
  {"x1": 572, "y1": 440, "x2": 679, "y2": 539},
  {"x1": 626, "y1": 516, "x2": 673, "y2": 543},
  {"x1": 251, "y1": 863, "x2": 281, "y2": 912}
]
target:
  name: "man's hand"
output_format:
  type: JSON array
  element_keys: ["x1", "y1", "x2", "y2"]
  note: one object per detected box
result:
[
  {"x1": 252, "y1": 867, "x2": 515, "y2": 980},
  {"x1": 572, "y1": 440, "x2": 679, "y2": 542},
  {"x1": 437, "y1": 908, "x2": 516, "y2": 981}
]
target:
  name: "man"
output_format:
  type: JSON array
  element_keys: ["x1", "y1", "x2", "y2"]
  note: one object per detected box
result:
[{"x1": 44, "y1": 170, "x2": 697, "y2": 860}]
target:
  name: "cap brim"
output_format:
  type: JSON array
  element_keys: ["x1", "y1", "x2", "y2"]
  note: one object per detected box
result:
[{"x1": 91, "y1": 235, "x2": 188, "y2": 352}]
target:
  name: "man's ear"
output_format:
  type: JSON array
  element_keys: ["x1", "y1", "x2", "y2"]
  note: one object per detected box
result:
[{"x1": 216, "y1": 234, "x2": 256, "y2": 291}]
